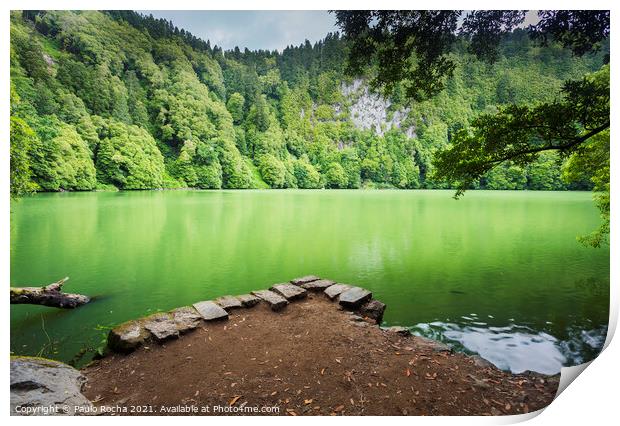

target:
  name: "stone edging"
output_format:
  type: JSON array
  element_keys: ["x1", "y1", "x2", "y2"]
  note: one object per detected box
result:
[{"x1": 106, "y1": 276, "x2": 388, "y2": 353}]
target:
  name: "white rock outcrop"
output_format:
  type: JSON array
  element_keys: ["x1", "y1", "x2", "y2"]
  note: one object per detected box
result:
[{"x1": 341, "y1": 79, "x2": 416, "y2": 138}]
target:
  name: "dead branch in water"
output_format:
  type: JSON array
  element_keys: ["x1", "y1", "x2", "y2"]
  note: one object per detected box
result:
[{"x1": 10, "y1": 277, "x2": 90, "y2": 308}]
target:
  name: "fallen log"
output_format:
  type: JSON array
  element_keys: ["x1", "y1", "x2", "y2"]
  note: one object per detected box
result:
[{"x1": 10, "y1": 277, "x2": 90, "y2": 308}]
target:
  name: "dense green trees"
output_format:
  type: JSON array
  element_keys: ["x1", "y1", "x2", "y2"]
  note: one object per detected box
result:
[
  {"x1": 94, "y1": 118, "x2": 166, "y2": 189},
  {"x1": 10, "y1": 88, "x2": 36, "y2": 198},
  {"x1": 9, "y1": 10, "x2": 607, "y2": 200}
]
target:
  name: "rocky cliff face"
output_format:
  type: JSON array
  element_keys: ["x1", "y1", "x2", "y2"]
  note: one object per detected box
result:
[{"x1": 341, "y1": 79, "x2": 416, "y2": 138}]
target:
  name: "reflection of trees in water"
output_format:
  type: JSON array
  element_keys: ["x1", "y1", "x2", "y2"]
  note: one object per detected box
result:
[{"x1": 574, "y1": 276, "x2": 609, "y2": 297}]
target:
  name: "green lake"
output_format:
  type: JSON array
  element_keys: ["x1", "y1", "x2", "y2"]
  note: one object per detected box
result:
[{"x1": 10, "y1": 190, "x2": 609, "y2": 374}]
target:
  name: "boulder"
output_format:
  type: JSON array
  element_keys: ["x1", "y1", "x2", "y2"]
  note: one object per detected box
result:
[
  {"x1": 324, "y1": 283, "x2": 351, "y2": 300},
  {"x1": 215, "y1": 295, "x2": 243, "y2": 310},
  {"x1": 141, "y1": 312, "x2": 179, "y2": 342},
  {"x1": 359, "y1": 299, "x2": 386, "y2": 324},
  {"x1": 301, "y1": 279, "x2": 335, "y2": 291},
  {"x1": 169, "y1": 306, "x2": 201, "y2": 333},
  {"x1": 237, "y1": 294, "x2": 261, "y2": 308},
  {"x1": 10, "y1": 356, "x2": 94, "y2": 416},
  {"x1": 193, "y1": 301, "x2": 229, "y2": 321},
  {"x1": 383, "y1": 326, "x2": 411, "y2": 336},
  {"x1": 290, "y1": 275, "x2": 320, "y2": 285},
  {"x1": 251, "y1": 290, "x2": 288, "y2": 311},
  {"x1": 339, "y1": 287, "x2": 372, "y2": 308},
  {"x1": 270, "y1": 283, "x2": 308, "y2": 301},
  {"x1": 108, "y1": 320, "x2": 150, "y2": 353}
]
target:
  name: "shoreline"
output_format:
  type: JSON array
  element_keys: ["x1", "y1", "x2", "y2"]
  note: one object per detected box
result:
[
  {"x1": 12, "y1": 187, "x2": 596, "y2": 197},
  {"x1": 11, "y1": 276, "x2": 560, "y2": 416}
]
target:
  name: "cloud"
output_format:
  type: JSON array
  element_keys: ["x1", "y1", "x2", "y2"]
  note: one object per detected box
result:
[{"x1": 139, "y1": 10, "x2": 338, "y2": 51}]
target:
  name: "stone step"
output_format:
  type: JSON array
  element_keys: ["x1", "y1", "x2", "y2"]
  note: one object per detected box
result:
[
  {"x1": 169, "y1": 306, "x2": 202, "y2": 333},
  {"x1": 141, "y1": 312, "x2": 180, "y2": 342},
  {"x1": 300, "y1": 279, "x2": 335, "y2": 291},
  {"x1": 251, "y1": 290, "x2": 289, "y2": 311},
  {"x1": 193, "y1": 301, "x2": 229, "y2": 321},
  {"x1": 359, "y1": 299, "x2": 386, "y2": 324},
  {"x1": 237, "y1": 294, "x2": 261, "y2": 307},
  {"x1": 338, "y1": 287, "x2": 372, "y2": 309},
  {"x1": 215, "y1": 295, "x2": 243, "y2": 310},
  {"x1": 290, "y1": 275, "x2": 320, "y2": 285},
  {"x1": 324, "y1": 283, "x2": 351, "y2": 300},
  {"x1": 270, "y1": 283, "x2": 308, "y2": 301},
  {"x1": 108, "y1": 320, "x2": 150, "y2": 353}
]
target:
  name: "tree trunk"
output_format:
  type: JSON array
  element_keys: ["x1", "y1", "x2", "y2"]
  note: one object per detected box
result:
[{"x1": 10, "y1": 277, "x2": 90, "y2": 309}]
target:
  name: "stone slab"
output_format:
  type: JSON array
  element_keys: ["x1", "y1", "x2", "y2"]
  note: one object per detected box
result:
[
  {"x1": 107, "y1": 320, "x2": 151, "y2": 353},
  {"x1": 11, "y1": 357, "x2": 94, "y2": 416},
  {"x1": 324, "y1": 283, "x2": 351, "y2": 300},
  {"x1": 215, "y1": 295, "x2": 243, "y2": 310},
  {"x1": 237, "y1": 294, "x2": 261, "y2": 308},
  {"x1": 290, "y1": 275, "x2": 320, "y2": 285},
  {"x1": 270, "y1": 283, "x2": 308, "y2": 301},
  {"x1": 359, "y1": 299, "x2": 386, "y2": 324},
  {"x1": 251, "y1": 290, "x2": 289, "y2": 311},
  {"x1": 300, "y1": 279, "x2": 335, "y2": 291},
  {"x1": 338, "y1": 287, "x2": 372, "y2": 308},
  {"x1": 141, "y1": 312, "x2": 180, "y2": 342},
  {"x1": 193, "y1": 301, "x2": 229, "y2": 321},
  {"x1": 170, "y1": 306, "x2": 202, "y2": 333}
]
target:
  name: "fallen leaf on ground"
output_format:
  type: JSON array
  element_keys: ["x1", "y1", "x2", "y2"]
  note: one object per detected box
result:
[{"x1": 229, "y1": 395, "x2": 241, "y2": 406}]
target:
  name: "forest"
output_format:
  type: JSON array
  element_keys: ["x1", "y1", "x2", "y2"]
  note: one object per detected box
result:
[{"x1": 9, "y1": 10, "x2": 609, "y2": 195}]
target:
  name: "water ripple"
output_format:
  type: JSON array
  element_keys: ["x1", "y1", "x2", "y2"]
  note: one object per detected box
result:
[{"x1": 410, "y1": 317, "x2": 607, "y2": 375}]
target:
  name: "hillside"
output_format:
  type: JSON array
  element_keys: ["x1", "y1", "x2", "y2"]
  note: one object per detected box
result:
[{"x1": 9, "y1": 10, "x2": 608, "y2": 193}]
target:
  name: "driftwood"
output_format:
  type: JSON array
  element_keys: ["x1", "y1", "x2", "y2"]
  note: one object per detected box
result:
[{"x1": 10, "y1": 277, "x2": 90, "y2": 309}]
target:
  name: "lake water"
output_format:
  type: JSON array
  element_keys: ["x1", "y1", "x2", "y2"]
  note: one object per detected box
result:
[{"x1": 10, "y1": 190, "x2": 609, "y2": 374}]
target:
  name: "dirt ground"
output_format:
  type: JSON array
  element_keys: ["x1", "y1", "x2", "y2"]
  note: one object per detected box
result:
[{"x1": 82, "y1": 295, "x2": 559, "y2": 416}]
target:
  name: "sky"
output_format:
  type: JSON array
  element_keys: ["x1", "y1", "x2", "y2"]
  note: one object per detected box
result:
[
  {"x1": 140, "y1": 11, "x2": 338, "y2": 52},
  {"x1": 140, "y1": 10, "x2": 540, "y2": 53}
]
